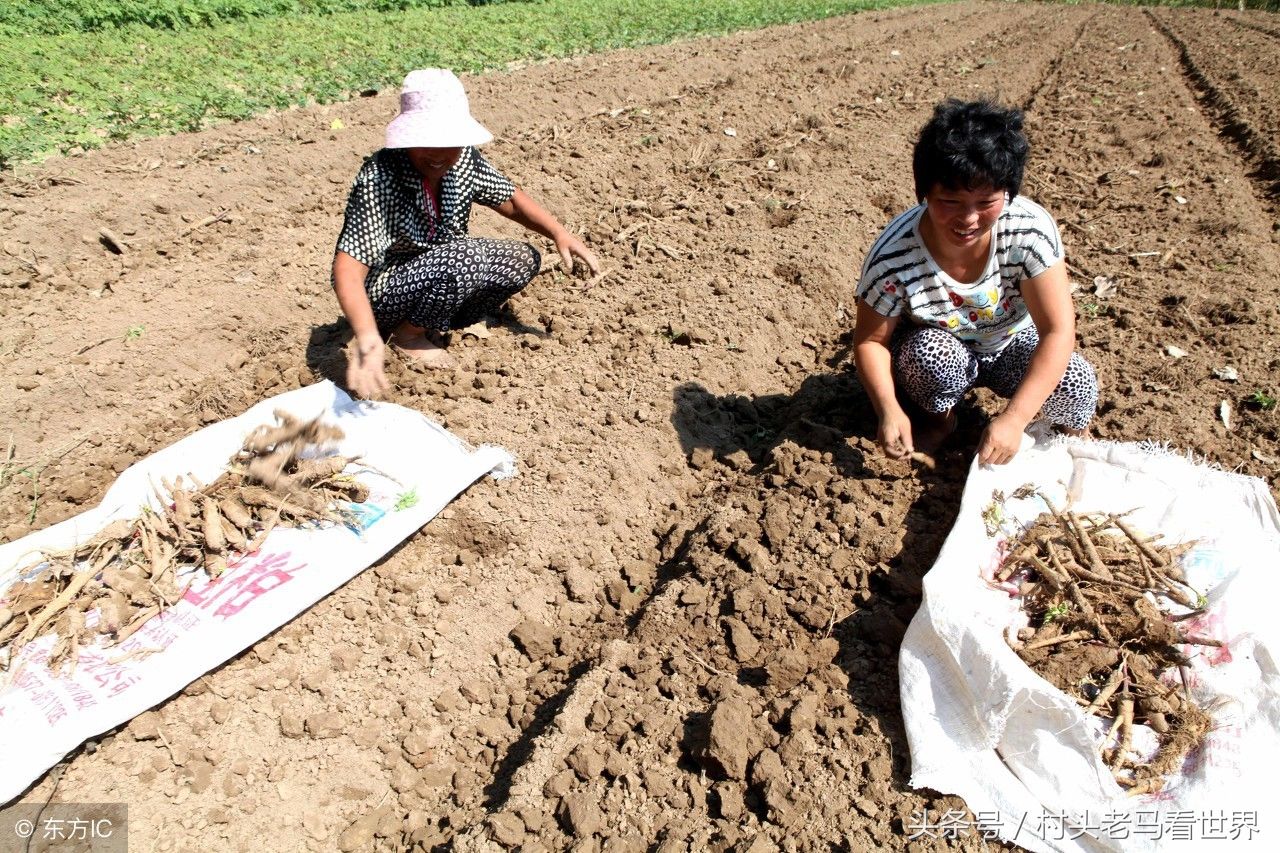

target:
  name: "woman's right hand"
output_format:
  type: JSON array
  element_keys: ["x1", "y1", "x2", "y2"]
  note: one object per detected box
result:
[
  {"x1": 347, "y1": 337, "x2": 389, "y2": 399},
  {"x1": 878, "y1": 408, "x2": 915, "y2": 460},
  {"x1": 332, "y1": 251, "x2": 387, "y2": 398},
  {"x1": 853, "y1": 299, "x2": 911, "y2": 460}
]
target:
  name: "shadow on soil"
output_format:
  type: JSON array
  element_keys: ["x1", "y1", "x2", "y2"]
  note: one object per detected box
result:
[
  {"x1": 306, "y1": 319, "x2": 352, "y2": 388},
  {"x1": 669, "y1": 371, "x2": 873, "y2": 479},
  {"x1": 669, "y1": 361, "x2": 981, "y2": 795},
  {"x1": 482, "y1": 659, "x2": 594, "y2": 810}
]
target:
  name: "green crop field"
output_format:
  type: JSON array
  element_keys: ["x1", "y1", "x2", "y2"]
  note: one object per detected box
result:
[
  {"x1": 3, "y1": 0, "x2": 1276, "y2": 168},
  {"x1": 0, "y1": 1, "x2": 479, "y2": 36},
  {"x1": 0, "y1": 0, "x2": 935, "y2": 168}
]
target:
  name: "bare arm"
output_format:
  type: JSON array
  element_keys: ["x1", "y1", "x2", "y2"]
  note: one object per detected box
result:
[
  {"x1": 493, "y1": 188, "x2": 600, "y2": 275},
  {"x1": 332, "y1": 251, "x2": 377, "y2": 343},
  {"x1": 978, "y1": 260, "x2": 1075, "y2": 463},
  {"x1": 853, "y1": 301, "x2": 912, "y2": 458},
  {"x1": 332, "y1": 250, "x2": 388, "y2": 398},
  {"x1": 1006, "y1": 261, "x2": 1075, "y2": 420}
]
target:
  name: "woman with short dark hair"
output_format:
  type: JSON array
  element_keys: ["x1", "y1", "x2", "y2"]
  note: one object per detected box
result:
[{"x1": 853, "y1": 98, "x2": 1097, "y2": 465}]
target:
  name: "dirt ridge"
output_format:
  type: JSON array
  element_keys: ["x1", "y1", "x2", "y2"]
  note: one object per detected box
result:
[
  {"x1": 1148, "y1": 8, "x2": 1280, "y2": 194},
  {"x1": 1225, "y1": 11, "x2": 1280, "y2": 40}
]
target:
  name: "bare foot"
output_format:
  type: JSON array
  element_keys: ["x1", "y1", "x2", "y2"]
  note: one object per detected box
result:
[
  {"x1": 914, "y1": 409, "x2": 958, "y2": 455},
  {"x1": 390, "y1": 326, "x2": 456, "y2": 369}
]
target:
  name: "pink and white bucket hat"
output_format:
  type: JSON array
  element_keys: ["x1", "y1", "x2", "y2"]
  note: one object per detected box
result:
[{"x1": 385, "y1": 69, "x2": 493, "y2": 149}]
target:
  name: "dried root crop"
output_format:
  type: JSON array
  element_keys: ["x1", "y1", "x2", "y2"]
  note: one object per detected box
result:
[
  {"x1": 1000, "y1": 493, "x2": 1213, "y2": 795},
  {"x1": 1, "y1": 411, "x2": 363, "y2": 673}
]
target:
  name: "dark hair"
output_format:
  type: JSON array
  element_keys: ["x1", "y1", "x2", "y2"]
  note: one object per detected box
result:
[{"x1": 912, "y1": 98, "x2": 1029, "y2": 202}]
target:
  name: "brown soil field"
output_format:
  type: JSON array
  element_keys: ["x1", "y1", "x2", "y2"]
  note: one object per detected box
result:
[{"x1": 2, "y1": 2, "x2": 1279, "y2": 850}]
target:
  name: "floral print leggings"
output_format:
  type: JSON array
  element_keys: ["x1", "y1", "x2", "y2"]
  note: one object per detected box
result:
[
  {"x1": 893, "y1": 324, "x2": 1098, "y2": 430},
  {"x1": 371, "y1": 238, "x2": 540, "y2": 335}
]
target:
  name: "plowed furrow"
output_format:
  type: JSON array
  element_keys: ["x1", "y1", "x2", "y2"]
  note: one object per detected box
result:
[
  {"x1": 1226, "y1": 12, "x2": 1280, "y2": 41},
  {"x1": 1148, "y1": 9, "x2": 1280, "y2": 195},
  {"x1": 1022, "y1": 4, "x2": 1280, "y2": 478}
]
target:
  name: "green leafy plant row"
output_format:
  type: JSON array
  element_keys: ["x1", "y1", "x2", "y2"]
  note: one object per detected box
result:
[
  {"x1": 0, "y1": 0, "x2": 477, "y2": 37},
  {"x1": 0, "y1": 0, "x2": 932, "y2": 168}
]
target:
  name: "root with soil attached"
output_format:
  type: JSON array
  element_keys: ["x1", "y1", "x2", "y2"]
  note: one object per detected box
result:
[
  {"x1": 0, "y1": 412, "x2": 364, "y2": 673},
  {"x1": 1001, "y1": 495, "x2": 1214, "y2": 795}
]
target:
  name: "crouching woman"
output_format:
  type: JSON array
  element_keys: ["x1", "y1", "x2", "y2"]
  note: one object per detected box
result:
[
  {"x1": 333, "y1": 69, "x2": 598, "y2": 396},
  {"x1": 853, "y1": 98, "x2": 1098, "y2": 465}
]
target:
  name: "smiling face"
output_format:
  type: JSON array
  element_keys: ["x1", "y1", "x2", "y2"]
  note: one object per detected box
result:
[
  {"x1": 406, "y1": 146, "x2": 462, "y2": 182},
  {"x1": 920, "y1": 184, "x2": 1007, "y2": 259}
]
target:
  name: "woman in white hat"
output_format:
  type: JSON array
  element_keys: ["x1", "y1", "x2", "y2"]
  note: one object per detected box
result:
[{"x1": 332, "y1": 68, "x2": 599, "y2": 396}]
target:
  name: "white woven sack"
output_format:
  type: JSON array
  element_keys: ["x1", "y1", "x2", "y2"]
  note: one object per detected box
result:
[
  {"x1": 0, "y1": 381, "x2": 514, "y2": 804},
  {"x1": 900, "y1": 435, "x2": 1280, "y2": 852}
]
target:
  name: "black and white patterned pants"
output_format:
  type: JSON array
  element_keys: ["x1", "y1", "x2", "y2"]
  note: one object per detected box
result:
[
  {"x1": 893, "y1": 324, "x2": 1098, "y2": 430},
  {"x1": 372, "y1": 238, "x2": 540, "y2": 334}
]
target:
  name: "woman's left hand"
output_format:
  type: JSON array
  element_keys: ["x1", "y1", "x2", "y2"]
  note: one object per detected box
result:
[
  {"x1": 495, "y1": 189, "x2": 601, "y2": 279},
  {"x1": 555, "y1": 232, "x2": 600, "y2": 278},
  {"x1": 978, "y1": 412, "x2": 1028, "y2": 466}
]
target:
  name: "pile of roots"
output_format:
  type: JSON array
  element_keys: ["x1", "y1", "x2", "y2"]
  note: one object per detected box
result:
[
  {"x1": 0, "y1": 412, "x2": 362, "y2": 673},
  {"x1": 1001, "y1": 493, "x2": 1215, "y2": 796}
]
